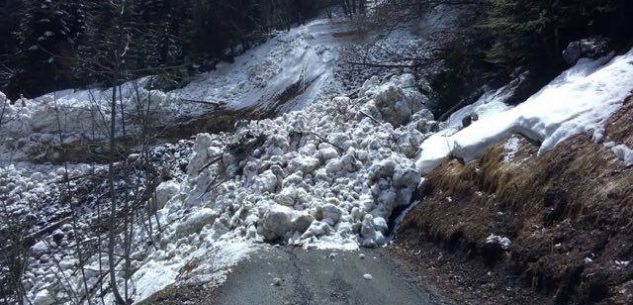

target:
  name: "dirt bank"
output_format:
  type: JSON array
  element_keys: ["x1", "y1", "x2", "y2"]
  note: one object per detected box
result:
[{"x1": 395, "y1": 97, "x2": 633, "y2": 305}]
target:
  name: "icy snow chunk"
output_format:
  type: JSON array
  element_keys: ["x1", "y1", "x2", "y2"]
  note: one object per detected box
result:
[
  {"x1": 360, "y1": 76, "x2": 381, "y2": 97},
  {"x1": 368, "y1": 159, "x2": 397, "y2": 182},
  {"x1": 31, "y1": 240, "x2": 50, "y2": 256},
  {"x1": 253, "y1": 170, "x2": 279, "y2": 193},
  {"x1": 486, "y1": 234, "x2": 512, "y2": 250},
  {"x1": 372, "y1": 217, "x2": 388, "y2": 233},
  {"x1": 392, "y1": 167, "x2": 421, "y2": 188},
  {"x1": 174, "y1": 208, "x2": 217, "y2": 239},
  {"x1": 317, "y1": 143, "x2": 339, "y2": 161},
  {"x1": 302, "y1": 221, "x2": 333, "y2": 238},
  {"x1": 260, "y1": 205, "x2": 314, "y2": 242},
  {"x1": 188, "y1": 133, "x2": 215, "y2": 175},
  {"x1": 611, "y1": 144, "x2": 633, "y2": 167},
  {"x1": 371, "y1": 77, "x2": 428, "y2": 126},
  {"x1": 155, "y1": 180, "x2": 180, "y2": 210},
  {"x1": 320, "y1": 204, "x2": 342, "y2": 226},
  {"x1": 360, "y1": 214, "x2": 385, "y2": 247},
  {"x1": 289, "y1": 155, "x2": 321, "y2": 174},
  {"x1": 33, "y1": 289, "x2": 54, "y2": 305}
]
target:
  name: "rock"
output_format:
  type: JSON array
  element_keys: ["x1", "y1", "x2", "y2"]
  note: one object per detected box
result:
[
  {"x1": 461, "y1": 116, "x2": 472, "y2": 129},
  {"x1": 562, "y1": 37, "x2": 609, "y2": 65},
  {"x1": 294, "y1": 214, "x2": 315, "y2": 233},
  {"x1": 272, "y1": 277, "x2": 282, "y2": 286},
  {"x1": 363, "y1": 273, "x2": 373, "y2": 280},
  {"x1": 52, "y1": 229, "x2": 65, "y2": 244},
  {"x1": 359, "y1": 253, "x2": 366, "y2": 260},
  {"x1": 155, "y1": 181, "x2": 181, "y2": 210}
]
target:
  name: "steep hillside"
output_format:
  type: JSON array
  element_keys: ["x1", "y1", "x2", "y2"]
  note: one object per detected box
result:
[{"x1": 396, "y1": 96, "x2": 633, "y2": 304}]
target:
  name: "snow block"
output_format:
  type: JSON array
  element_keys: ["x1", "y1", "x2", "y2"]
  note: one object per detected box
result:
[{"x1": 260, "y1": 205, "x2": 314, "y2": 242}]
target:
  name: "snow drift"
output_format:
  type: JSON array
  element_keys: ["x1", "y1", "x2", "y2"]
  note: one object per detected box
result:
[{"x1": 416, "y1": 49, "x2": 633, "y2": 174}]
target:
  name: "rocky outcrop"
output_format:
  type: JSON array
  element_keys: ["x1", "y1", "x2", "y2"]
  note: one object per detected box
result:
[{"x1": 562, "y1": 37, "x2": 610, "y2": 65}]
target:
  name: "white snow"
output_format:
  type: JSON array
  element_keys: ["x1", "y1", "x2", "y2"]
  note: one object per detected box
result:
[
  {"x1": 170, "y1": 17, "x2": 350, "y2": 112},
  {"x1": 503, "y1": 136, "x2": 521, "y2": 163},
  {"x1": 610, "y1": 144, "x2": 633, "y2": 167},
  {"x1": 485, "y1": 234, "x2": 512, "y2": 250},
  {"x1": 416, "y1": 49, "x2": 633, "y2": 174}
]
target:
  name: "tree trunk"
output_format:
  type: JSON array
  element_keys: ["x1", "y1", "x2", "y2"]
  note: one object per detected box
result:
[{"x1": 108, "y1": 84, "x2": 126, "y2": 305}]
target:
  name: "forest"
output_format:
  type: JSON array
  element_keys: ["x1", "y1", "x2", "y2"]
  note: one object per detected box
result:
[{"x1": 2, "y1": 0, "x2": 632, "y2": 101}]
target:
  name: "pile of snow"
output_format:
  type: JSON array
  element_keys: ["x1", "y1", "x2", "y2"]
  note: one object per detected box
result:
[
  {"x1": 0, "y1": 81, "x2": 172, "y2": 162},
  {"x1": 416, "y1": 49, "x2": 633, "y2": 174},
  {"x1": 18, "y1": 74, "x2": 434, "y2": 304},
  {"x1": 115, "y1": 74, "x2": 430, "y2": 302},
  {"x1": 174, "y1": 73, "x2": 431, "y2": 252}
]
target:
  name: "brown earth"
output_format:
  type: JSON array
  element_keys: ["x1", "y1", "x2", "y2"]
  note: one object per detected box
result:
[{"x1": 395, "y1": 96, "x2": 633, "y2": 305}]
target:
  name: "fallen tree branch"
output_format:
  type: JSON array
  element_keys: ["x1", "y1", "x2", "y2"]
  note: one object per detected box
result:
[
  {"x1": 179, "y1": 98, "x2": 223, "y2": 106},
  {"x1": 359, "y1": 110, "x2": 382, "y2": 124}
]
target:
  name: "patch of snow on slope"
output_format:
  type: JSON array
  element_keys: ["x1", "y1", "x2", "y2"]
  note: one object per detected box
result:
[
  {"x1": 503, "y1": 136, "x2": 521, "y2": 163},
  {"x1": 610, "y1": 143, "x2": 633, "y2": 167},
  {"x1": 416, "y1": 49, "x2": 633, "y2": 174},
  {"x1": 171, "y1": 17, "x2": 348, "y2": 112}
]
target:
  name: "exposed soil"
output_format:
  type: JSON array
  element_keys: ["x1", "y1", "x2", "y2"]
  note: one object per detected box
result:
[{"x1": 395, "y1": 97, "x2": 633, "y2": 305}]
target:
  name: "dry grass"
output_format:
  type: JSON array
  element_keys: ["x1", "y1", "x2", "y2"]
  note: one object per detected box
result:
[{"x1": 399, "y1": 99, "x2": 633, "y2": 304}]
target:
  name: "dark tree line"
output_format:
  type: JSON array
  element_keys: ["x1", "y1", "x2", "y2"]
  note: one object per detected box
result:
[
  {"x1": 416, "y1": 0, "x2": 633, "y2": 115},
  {"x1": 0, "y1": 0, "x2": 327, "y2": 100}
]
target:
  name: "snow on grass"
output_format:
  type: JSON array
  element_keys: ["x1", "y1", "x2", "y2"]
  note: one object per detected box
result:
[
  {"x1": 503, "y1": 136, "x2": 521, "y2": 163},
  {"x1": 606, "y1": 142, "x2": 633, "y2": 167},
  {"x1": 417, "y1": 49, "x2": 633, "y2": 174}
]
